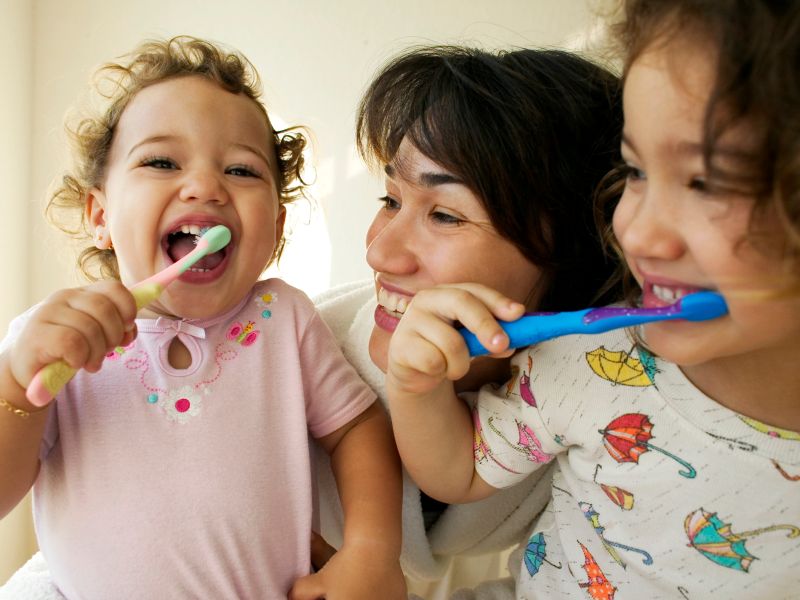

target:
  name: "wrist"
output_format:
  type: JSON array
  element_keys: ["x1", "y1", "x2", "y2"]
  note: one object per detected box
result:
[
  {"x1": 0, "y1": 353, "x2": 44, "y2": 415},
  {"x1": 340, "y1": 533, "x2": 401, "y2": 562}
]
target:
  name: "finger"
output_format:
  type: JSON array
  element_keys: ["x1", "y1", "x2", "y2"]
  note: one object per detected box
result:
[
  {"x1": 75, "y1": 281, "x2": 137, "y2": 348},
  {"x1": 62, "y1": 283, "x2": 136, "y2": 369},
  {"x1": 397, "y1": 310, "x2": 471, "y2": 381},
  {"x1": 92, "y1": 279, "x2": 138, "y2": 326},
  {"x1": 31, "y1": 304, "x2": 106, "y2": 372},
  {"x1": 310, "y1": 531, "x2": 337, "y2": 571},
  {"x1": 411, "y1": 286, "x2": 520, "y2": 356},
  {"x1": 288, "y1": 572, "x2": 324, "y2": 600},
  {"x1": 439, "y1": 282, "x2": 526, "y2": 321},
  {"x1": 33, "y1": 286, "x2": 131, "y2": 372}
]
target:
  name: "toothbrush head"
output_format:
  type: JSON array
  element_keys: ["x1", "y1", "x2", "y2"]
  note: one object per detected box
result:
[
  {"x1": 198, "y1": 225, "x2": 232, "y2": 253},
  {"x1": 677, "y1": 291, "x2": 728, "y2": 321}
]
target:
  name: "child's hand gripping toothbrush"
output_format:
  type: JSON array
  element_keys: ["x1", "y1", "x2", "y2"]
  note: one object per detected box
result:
[
  {"x1": 460, "y1": 291, "x2": 728, "y2": 357},
  {"x1": 25, "y1": 225, "x2": 232, "y2": 406}
]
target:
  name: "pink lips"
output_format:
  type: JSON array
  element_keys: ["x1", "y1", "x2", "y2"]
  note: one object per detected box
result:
[{"x1": 373, "y1": 305, "x2": 400, "y2": 333}]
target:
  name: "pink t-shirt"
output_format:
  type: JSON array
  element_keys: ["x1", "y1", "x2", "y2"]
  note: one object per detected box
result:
[{"x1": 29, "y1": 279, "x2": 375, "y2": 598}]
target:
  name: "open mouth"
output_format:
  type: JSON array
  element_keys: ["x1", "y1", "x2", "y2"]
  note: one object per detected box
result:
[
  {"x1": 164, "y1": 224, "x2": 228, "y2": 273},
  {"x1": 645, "y1": 282, "x2": 704, "y2": 307},
  {"x1": 377, "y1": 286, "x2": 410, "y2": 317}
]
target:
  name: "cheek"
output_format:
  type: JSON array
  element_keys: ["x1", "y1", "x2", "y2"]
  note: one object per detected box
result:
[{"x1": 611, "y1": 197, "x2": 631, "y2": 244}]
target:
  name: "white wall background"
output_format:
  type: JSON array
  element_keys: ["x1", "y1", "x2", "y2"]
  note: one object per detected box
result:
[{"x1": 1, "y1": 0, "x2": 605, "y2": 583}]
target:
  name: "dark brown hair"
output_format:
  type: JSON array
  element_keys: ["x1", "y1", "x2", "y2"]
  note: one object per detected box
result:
[
  {"x1": 47, "y1": 36, "x2": 308, "y2": 280},
  {"x1": 599, "y1": 0, "x2": 800, "y2": 302},
  {"x1": 357, "y1": 46, "x2": 624, "y2": 311}
]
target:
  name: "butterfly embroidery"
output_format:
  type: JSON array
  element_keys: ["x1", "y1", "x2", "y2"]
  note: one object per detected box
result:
[{"x1": 226, "y1": 320, "x2": 260, "y2": 346}]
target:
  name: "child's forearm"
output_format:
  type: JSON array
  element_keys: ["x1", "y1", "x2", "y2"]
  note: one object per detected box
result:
[
  {"x1": 0, "y1": 352, "x2": 48, "y2": 519},
  {"x1": 387, "y1": 377, "x2": 495, "y2": 503},
  {"x1": 322, "y1": 402, "x2": 402, "y2": 560}
]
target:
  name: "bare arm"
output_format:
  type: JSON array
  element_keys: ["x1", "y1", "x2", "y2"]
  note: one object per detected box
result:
[
  {"x1": 385, "y1": 284, "x2": 524, "y2": 504},
  {"x1": 290, "y1": 401, "x2": 405, "y2": 600},
  {"x1": 0, "y1": 352, "x2": 49, "y2": 518},
  {"x1": 0, "y1": 281, "x2": 137, "y2": 518},
  {"x1": 318, "y1": 402, "x2": 402, "y2": 561}
]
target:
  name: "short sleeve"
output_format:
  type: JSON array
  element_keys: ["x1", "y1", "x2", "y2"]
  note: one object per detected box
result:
[
  {"x1": 299, "y1": 311, "x2": 377, "y2": 439},
  {"x1": 473, "y1": 350, "x2": 559, "y2": 489}
]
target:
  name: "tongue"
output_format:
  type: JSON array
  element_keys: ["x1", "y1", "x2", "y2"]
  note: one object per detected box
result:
[{"x1": 169, "y1": 236, "x2": 225, "y2": 270}]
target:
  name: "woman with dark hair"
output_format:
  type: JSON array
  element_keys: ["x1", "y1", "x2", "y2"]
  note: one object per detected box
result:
[{"x1": 315, "y1": 45, "x2": 623, "y2": 598}]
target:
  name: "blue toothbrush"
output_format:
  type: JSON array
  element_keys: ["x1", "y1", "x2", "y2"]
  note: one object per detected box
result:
[{"x1": 460, "y1": 291, "x2": 728, "y2": 357}]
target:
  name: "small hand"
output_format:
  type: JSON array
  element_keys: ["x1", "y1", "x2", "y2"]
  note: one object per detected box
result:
[
  {"x1": 289, "y1": 541, "x2": 406, "y2": 600},
  {"x1": 387, "y1": 283, "x2": 525, "y2": 395},
  {"x1": 8, "y1": 280, "x2": 138, "y2": 396},
  {"x1": 309, "y1": 531, "x2": 337, "y2": 572}
]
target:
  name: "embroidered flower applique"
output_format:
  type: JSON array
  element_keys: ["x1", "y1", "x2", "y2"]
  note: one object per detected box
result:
[
  {"x1": 256, "y1": 290, "x2": 277, "y2": 319},
  {"x1": 158, "y1": 385, "x2": 208, "y2": 423}
]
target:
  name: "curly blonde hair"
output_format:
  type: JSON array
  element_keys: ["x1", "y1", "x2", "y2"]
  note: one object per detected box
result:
[{"x1": 47, "y1": 35, "x2": 308, "y2": 281}]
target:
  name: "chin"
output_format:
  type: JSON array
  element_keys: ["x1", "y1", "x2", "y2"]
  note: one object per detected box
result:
[{"x1": 368, "y1": 327, "x2": 389, "y2": 373}]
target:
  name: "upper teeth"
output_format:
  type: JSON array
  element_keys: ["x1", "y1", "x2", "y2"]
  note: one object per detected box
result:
[
  {"x1": 179, "y1": 224, "x2": 204, "y2": 236},
  {"x1": 378, "y1": 287, "x2": 410, "y2": 316},
  {"x1": 652, "y1": 284, "x2": 683, "y2": 303}
]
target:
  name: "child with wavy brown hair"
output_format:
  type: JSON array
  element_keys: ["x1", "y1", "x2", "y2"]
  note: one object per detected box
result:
[
  {"x1": 0, "y1": 36, "x2": 403, "y2": 599},
  {"x1": 383, "y1": 1, "x2": 800, "y2": 598}
]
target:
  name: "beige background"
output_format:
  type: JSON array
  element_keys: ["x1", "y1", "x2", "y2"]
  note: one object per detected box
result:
[{"x1": 0, "y1": 0, "x2": 606, "y2": 584}]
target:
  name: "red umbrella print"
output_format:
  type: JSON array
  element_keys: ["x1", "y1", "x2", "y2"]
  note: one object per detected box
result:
[
  {"x1": 519, "y1": 355, "x2": 536, "y2": 407},
  {"x1": 599, "y1": 413, "x2": 696, "y2": 479},
  {"x1": 577, "y1": 541, "x2": 616, "y2": 600}
]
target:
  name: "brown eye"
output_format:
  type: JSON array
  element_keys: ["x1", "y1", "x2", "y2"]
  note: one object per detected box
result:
[{"x1": 378, "y1": 196, "x2": 400, "y2": 211}]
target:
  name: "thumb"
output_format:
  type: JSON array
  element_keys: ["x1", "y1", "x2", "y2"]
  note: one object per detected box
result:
[
  {"x1": 310, "y1": 531, "x2": 337, "y2": 570},
  {"x1": 288, "y1": 572, "x2": 325, "y2": 600}
]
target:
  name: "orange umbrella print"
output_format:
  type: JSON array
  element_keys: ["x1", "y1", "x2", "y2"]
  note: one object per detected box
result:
[{"x1": 577, "y1": 542, "x2": 616, "y2": 600}]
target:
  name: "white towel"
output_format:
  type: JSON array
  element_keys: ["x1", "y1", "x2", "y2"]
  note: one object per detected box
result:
[{"x1": 0, "y1": 553, "x2": 64, "y2": 600}]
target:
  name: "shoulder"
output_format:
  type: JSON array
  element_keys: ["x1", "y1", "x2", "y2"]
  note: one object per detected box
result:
[
  {"x1": 312, "y1": 279, "x2": 374, "y2": 340},
  {"x1": 253, "y1": 278, "x2": 313, "y2": 311},
  {"x1": 0, "y1": 303, "x2": 42, "y2": 353}
]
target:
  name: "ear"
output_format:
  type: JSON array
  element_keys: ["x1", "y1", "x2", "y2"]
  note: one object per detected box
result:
[
  {"x1": 86, "y1": 187, "x2": 112, "y2": 250},
  {"x1": 275, "y1": 205, "x2": 287, "y2": 246}
]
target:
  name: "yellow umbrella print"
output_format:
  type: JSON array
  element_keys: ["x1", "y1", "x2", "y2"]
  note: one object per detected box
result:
[{"x1": 586, "y1": 346, "x2": 655, "y2": 387}]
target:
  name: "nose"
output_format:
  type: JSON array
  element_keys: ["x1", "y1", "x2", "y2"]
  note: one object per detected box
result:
[
  {"x1": 178, "y1": 169, "x2": 229, "y2": 205},
  {"x1": 365, "y1": 210, "x2": 419, "y2": 276},
  {"x1": 614, "y1": 186, "x2": 685, "y2": 261}
]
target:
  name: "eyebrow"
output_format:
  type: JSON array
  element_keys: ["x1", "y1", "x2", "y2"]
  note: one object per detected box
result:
[
  {"x1": 384, "y1": 163, "x2": 464, "y2": 187},
  {"x1": 232, "y1": 142, "x2": 272, "y2": 167},
  {"x1": 127, "y1": 136, "x2": 274, "y2": 168},
  {"x1": 127, "y1": 135, "x2": 174, "y2": 158},
  {"x1": 621, "y1": 133, "x2": 752, "y2": 160}
]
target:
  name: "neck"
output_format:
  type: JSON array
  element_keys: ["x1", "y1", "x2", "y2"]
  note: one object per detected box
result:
[{"x1": 682, "y1": 348, "x2": 800, "y2": 433}]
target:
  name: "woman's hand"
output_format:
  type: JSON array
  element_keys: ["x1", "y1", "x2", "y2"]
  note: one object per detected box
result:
[
  {"x1": 387, "y1": 283, "x2": 525, "y2": 395},
  {"x1": 384, "y1": 283, "x2": 521, "y2": 504}
]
